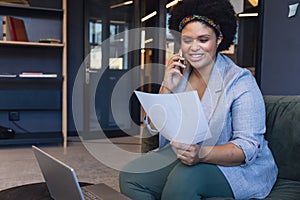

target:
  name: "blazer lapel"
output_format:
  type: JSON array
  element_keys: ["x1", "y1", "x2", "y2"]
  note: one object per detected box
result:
[
  {"x1": 202, "y1": 54, "x2": 225, "y2": 124},
  {"x1": 174, "y1": 54, "x2": 226, "y2": 124}
]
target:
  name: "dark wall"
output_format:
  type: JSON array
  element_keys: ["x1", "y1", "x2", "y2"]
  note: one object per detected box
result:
[{"x1": 257, "y1": 0, "x2": 300, "y2": 95}]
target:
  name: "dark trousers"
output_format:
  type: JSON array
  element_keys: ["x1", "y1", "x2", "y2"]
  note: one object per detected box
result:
[{"x1": 119, "y1": 145, "x2": 234, "y2": 200}]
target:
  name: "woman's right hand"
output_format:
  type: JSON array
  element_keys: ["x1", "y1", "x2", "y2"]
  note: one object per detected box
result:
[{"x1": 161, "y1": 54, "x2": 186, "y2": 94}]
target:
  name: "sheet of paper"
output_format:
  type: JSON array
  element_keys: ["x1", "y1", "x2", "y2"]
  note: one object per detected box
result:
[{"x1": 135, "y1": 91, "x2": 211, "y2": 144}]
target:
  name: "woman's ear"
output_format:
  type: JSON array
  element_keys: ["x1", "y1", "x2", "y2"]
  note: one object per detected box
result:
[{"x1": 217, "y1": 35, "x2": 223, "y2": 46}]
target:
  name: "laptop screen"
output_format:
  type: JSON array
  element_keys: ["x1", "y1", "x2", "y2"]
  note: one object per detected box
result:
[{"x1": 32, "y1": 145, "x2": 84, "y2": 200}]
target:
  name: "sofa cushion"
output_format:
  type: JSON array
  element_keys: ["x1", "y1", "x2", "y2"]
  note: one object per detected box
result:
[
  {"x1": 264, "y1": 96, "x2": 300, "y2": 181},
  {"x1": 265, "y1": 178, "x2": 300, "y2": 199},
  {"x1": 141, "y1": 126, "x2": 159, "y2": 153}
]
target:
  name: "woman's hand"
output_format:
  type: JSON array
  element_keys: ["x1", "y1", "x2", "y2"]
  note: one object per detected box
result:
[
  {"x1": 171, "y1": 141, "x2": 203, "y2": 166},
  {"x1": 171, "y1": 141, "x2": 246, "y2": 166},
  {"x1": 161, "y1": 54, "x2": 186, "y2": 94}
]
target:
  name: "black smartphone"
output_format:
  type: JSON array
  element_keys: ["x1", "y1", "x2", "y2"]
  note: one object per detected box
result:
[{"x1": 175, "y1": 49, "x2": 184, "y2": 74}]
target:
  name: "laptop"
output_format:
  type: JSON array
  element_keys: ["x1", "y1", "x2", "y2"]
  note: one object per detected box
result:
[{"x1": 32, "y1": 145, "x2": 130, "y2": 200}]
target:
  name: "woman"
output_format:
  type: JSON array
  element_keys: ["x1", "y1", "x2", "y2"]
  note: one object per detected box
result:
[{"x1": 119, "y1": 0, "x2": 278, "y2": 199}]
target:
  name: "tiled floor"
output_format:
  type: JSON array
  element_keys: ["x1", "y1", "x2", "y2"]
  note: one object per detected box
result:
[{"x1": 0, "y1": 136, "x2": 141, "y2": 192}]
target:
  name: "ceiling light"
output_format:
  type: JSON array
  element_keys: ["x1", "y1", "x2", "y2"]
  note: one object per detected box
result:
[
  {"x1": 166, "y1": 0, "x2": 183, "y2": 8},
  {"x1": 166, "y1": 0, "x2": 178, "y2": 8},
  {"x1": 110, "y1": 1, "x2": 133, "y2": 9},
  {"x1": 238, "y1": 13, "x2": 258, "y2": 17},
  {"x1": 141, "y1": 11, "x2": 157, "y2": 22},
  {"x1": 144, "y1": 38, "x2": 153, "y2": 44}
]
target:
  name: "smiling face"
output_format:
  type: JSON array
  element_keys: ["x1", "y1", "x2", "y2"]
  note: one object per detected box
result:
[{"x1": 181, "y1": 21, "x2": 222, "y2": 73}]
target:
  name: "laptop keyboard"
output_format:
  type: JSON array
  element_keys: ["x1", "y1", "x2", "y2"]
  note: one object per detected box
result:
[{"x1": 82, "y1": 188, "x2": 103, "y2": 200}]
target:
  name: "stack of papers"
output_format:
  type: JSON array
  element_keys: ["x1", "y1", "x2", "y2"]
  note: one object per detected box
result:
[{"x1": 135, "y1": 91, "x2": 211, "y2": 144}]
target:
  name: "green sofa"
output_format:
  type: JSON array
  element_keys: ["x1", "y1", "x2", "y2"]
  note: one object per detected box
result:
[
  {"x1": 262, "y1": 96, "x2": 300, "y2": 199},
  {"x1": 141, "y1": 96, "x2": 300, "y2": 199}
]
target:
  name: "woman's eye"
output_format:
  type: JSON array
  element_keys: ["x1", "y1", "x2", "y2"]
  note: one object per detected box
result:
[
  {"x1": 198, "y1": 37, "x2": 210, "y2": 43},
  {"x1": 182, "y1": 37, "x2": 210, "y2": 44},
  {"x1": 183, "y1": 39, "x2": 192, "y2": 43},
  {"x1": 199, "y1": 38, "x2": 209, "y2": 43}
]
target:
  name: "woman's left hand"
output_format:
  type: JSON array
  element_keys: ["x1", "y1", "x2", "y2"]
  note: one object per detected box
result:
[
  {"x1": 171, "y1": 141, "x2": 246, "y2": 166},
  {"x1": 171, "y1": 141, "x2": 202, "y2": 166}
]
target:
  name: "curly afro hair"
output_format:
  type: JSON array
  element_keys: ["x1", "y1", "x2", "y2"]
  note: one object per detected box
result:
[{"x1": 168, "y1": 0, "x2": 237, "y2": 52}]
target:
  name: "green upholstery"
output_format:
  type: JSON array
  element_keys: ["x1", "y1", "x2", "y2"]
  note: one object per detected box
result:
[
  {"x1": 264, "y1": 96, "x2": 300, "y2": 181},
  {"x1": 262, "y1": 96, "x2": 300, "y2": 200},
  {"x1": 265, "y1": 178, "x2": 300, "y2": 199},
  {"x1": 141, "y1": 125, "x2": 158, "y2": 153},
  {"x1": 141, "y1": 95, "x2": 300, "y2": 199}
]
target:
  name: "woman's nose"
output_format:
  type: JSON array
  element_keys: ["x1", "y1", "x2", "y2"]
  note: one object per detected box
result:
[{"x1": 190, "y1": 40, "x2": 201, "y2": 51}]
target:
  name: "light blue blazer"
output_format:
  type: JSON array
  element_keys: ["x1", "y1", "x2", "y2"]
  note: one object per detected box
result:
[{"x1": 159, "y1": 54, "x2": 278, "y2": 199}]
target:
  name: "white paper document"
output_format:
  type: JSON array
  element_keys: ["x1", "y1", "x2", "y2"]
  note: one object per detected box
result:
[{"x1": 135, "y1": 90, "x2": 211, "y2": 144}]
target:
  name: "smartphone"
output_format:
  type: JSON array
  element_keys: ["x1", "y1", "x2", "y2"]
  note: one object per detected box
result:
[{"x1": 176, "y1": 49, "x2": 185, "y2": 74}]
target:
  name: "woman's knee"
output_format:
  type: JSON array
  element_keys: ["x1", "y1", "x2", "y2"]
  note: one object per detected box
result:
[
  {"x1": 161, "y1": 164, "x2": 198, "y2": 199},
  {"x1": 161, "y1": 163, "x2": 233, "y2": 199},
  {"x1": 119, "y1": 171, "x2": 131, "y2": 194},
  {"x1": 119, "y1": 170, "x2": 162, "y2": 200}
]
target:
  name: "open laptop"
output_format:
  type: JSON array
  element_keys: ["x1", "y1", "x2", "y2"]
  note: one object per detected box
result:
[{"x1": 32, "y1": 145, "x2": 130, "y2": 200}]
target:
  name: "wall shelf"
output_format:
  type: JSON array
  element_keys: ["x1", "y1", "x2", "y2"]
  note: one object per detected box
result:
[
  {"x1": 0, "y1": 77, "x2": 63, "y2": 82},
  {"x1": 0, "y1": 132, "x2": 63, "y2": 145},
  {"x1": 0, "y1": 40, "x2": 64, "y2": 47},
  {"x1": 0, "y1": 4, "x2": 63, "y2": 15},
  {"x1": 0, "y1": 0, "x2": 67, "y2": 147}
]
